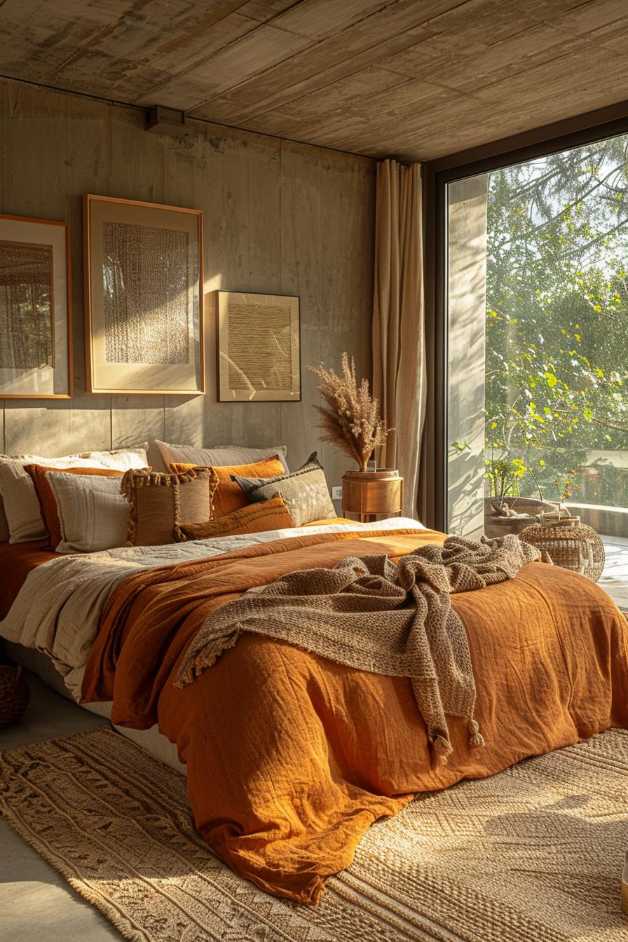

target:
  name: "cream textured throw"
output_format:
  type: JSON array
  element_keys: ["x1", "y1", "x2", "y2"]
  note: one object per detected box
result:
[{"x1": 177, "y1": 534, "x2": 543, "y2": 763}]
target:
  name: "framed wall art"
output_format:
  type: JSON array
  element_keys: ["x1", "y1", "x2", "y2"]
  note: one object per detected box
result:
[
  {"x1": 84, "y1": 194, "x2": 204, "y2": 395},
  {"x1": 216, "y1": 291, "x2": 301, "y2": 402},
  {"x1": 0, "y1": 214, "x2": 72, "y2": 399}
]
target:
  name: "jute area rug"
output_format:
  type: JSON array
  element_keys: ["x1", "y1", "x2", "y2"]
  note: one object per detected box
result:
[{"x1": 1, "y1": 728, "x2": 627, "y2": 942}]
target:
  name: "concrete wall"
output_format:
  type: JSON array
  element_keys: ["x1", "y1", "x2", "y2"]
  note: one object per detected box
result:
[
  {"x1": 0, "y1": 79, "x2": 375, "y2": 488},
  {"x1": 447, "y1": 174, "x2": 488, "y2": 537}
]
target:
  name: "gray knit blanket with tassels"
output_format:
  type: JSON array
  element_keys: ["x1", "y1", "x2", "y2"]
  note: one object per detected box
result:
[{"x1": 176, "y1": 534, "x2": 544, "y2": 764}]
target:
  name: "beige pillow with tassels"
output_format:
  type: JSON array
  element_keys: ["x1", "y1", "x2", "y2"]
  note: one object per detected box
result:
[{"x1": 122, "y1": 467, "x2": 218, "y2": 546}]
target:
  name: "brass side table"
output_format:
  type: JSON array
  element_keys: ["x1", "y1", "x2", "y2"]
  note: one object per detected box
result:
[{"x1": 342, "y1": 469, "x2": 403, "y2": 523}]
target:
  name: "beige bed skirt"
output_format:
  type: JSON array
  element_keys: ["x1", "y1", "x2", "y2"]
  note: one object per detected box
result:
[{"x1": 4, "y1": 640, "x2": 185, "y2": 774}]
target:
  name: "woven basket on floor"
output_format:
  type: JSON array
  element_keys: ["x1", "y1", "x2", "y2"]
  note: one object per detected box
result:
[
  {"x1": 0, "y1": 664, "x2": 30, "y2": 727},
  {"x1": 520, "y1": 515, "x2": 605, "y2": 582},
  {"x1": 484, "y1": 496, "x2": 564, "y2": 539}
]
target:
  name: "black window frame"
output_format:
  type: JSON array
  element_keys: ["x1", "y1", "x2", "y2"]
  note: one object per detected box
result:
[{"x1": 420, "y1": 101, "x2": 628, "y2": 532}]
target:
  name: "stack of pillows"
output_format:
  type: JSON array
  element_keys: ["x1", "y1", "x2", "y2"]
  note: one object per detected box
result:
[{"x1": 0, "y1": 440, "x2": 337, "y2": 553}]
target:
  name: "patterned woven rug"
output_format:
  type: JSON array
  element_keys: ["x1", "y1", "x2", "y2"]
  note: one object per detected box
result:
[{"x1": 1, "y1": 727, "x2": 627, "y2": 942}]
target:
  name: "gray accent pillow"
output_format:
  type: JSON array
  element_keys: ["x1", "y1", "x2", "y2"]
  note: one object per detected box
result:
[
  {"x1": 233, "y1": 452, "x2": 336, "y2": 527},
  {"x1": 153, "y1": 440, "x2": 289, "y2": 474}
]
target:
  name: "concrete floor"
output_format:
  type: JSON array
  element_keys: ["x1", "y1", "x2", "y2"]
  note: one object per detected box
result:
[{"x1": 0, "y1": 675, "x2": 122, "y2": 941}]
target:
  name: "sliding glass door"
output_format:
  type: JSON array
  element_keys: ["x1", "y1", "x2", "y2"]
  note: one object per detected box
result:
[{"x1": 446, "y1": 132, "x2": 627, "y2": 541}]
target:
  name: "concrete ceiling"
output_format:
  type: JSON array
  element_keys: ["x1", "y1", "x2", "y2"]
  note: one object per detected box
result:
[{"x1": 1, "y1": 0, "x2": 627, "y2": 160}]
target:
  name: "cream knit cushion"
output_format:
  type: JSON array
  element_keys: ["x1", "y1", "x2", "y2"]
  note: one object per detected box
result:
[
  {"x1": 47, "y1": 472, "x2": 129, "y2": 553},
  {"x1": 0, "y1": 447, "x2": 148, "y2": 544}
]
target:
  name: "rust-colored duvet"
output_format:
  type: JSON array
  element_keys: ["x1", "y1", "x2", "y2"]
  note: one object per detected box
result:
[
  {"x1": 0, "y1": 541, "x2": 55, "y2": 618},
  {"x1": 81, "y1": 527, "x2": 628, "y2": 904}
]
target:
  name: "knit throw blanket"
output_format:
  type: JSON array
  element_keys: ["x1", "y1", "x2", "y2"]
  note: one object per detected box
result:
[{"x1": 177, "y1": 535, "x2": 543, "y2": 763}]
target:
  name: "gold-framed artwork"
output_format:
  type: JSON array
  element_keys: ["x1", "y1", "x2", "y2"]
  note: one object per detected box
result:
[
  {"x1": 84, "y1": 194, "x2": 205, "y2": 395},
  {"x1": 0, "y1": 214, "x2": 72, "y2": 399},
  {"x1": 216, "y1": 291, "x2": 301, "y2": 402}
]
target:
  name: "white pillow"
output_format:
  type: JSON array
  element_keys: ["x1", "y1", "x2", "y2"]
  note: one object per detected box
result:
[
  {"x1": 0, "y1": 446, "x2": 147, "y2": 544},
  {"x1": 47, "y1": 472, "x2": 129, "y2": 553},
  {"x1": 153, "y1": 440, "x2": 289, "y2": 473}
]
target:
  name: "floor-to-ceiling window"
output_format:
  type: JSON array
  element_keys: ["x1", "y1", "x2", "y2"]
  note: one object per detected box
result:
[{"x1": 446, "y1": 132, "x2": 627, "y2": 545}]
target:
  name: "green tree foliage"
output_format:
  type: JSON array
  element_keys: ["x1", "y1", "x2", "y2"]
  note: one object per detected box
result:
[{"x1": 485, "y1": 133, "x2": 628, "y2": 504}]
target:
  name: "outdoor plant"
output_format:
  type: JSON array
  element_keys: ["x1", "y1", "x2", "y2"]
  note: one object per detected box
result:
[
  {"x1": 482, "y1": 134, "x2": 627, "y2": 505},
  {"x1": 484, "y1": 454, "x2": 527, "y2": 502},
  {"x1": 310, "y1": 353, "x2": 389, "y2": 472}
]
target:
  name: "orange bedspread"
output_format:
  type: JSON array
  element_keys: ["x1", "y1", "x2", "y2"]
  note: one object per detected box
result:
[
  {"x1": 0, "y1": 540, "x2": 55, "y2": 618},
  {"x1": 82, "y1": 528, "x2": 628, "y2": 905}
]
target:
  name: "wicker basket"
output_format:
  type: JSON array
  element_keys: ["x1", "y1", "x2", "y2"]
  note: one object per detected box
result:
[
  {"x1": 484, "y1": 496, "x2": 564, "y2": 539},
  {"x1": 520, "y1": 515, "x2": 605, "y2": 582},
  {"x1": 0, "y1": 664, "x2": 30, "y2": 727}
]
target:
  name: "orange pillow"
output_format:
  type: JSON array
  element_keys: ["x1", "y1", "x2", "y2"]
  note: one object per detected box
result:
[
  {"x1": 25, "y1": 464, "x2": 124, "y2": 549},
  {"x1": 176, "y1": 496, "x2": 294, "y2": 541},
  {"x1": 170, "y1": 455, "x2": 285, "y2": 517}
]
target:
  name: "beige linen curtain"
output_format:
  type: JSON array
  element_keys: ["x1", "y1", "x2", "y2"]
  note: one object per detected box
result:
[{"x1": 372, "y1": 159, "x2": 426, "y2": 517}]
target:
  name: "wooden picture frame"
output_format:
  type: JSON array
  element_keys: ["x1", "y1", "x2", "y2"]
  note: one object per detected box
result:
[
  {"x1": 216, "y1": 290, "x2": 301, "y2": 402},
  {"x1": 0, "y1": 214, "x2": 72, "y2": 399},
  {"x1": 84, "y1": 194, "x2": 205, "y2": 395}
]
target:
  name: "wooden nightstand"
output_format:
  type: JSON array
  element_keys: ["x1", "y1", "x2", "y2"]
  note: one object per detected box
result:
[{"x1": 342, "y1": 469, "x2": 403, "y2": 523}]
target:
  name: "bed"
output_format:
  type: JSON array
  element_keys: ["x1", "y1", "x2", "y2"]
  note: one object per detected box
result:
[
  {"x1": 1, "y1": 517, "x2": 627, "y2": 907},
  {"x1": 0, "y1": 540, "x2": 187, "y2": 771},
  {"x1": 0, "y1": 517, "x2": 430, "y2": 774}
]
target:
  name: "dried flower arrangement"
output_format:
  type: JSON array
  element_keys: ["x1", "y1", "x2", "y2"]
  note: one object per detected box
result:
[{"x1": 310, "y1": 353, "x2": 389, "y2": 473}]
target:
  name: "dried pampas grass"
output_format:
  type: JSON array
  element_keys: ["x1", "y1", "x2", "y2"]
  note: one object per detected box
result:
[{"x1": 310, "y1": 353, "x2": 389, "y2": 472}]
